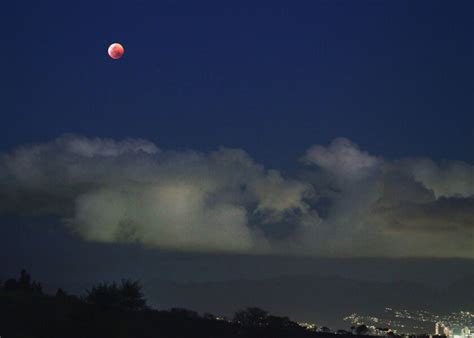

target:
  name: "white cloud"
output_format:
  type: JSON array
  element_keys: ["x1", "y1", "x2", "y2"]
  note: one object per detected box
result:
[
  {"x1": 399, "y1": 158, "x2": 474, "y2": 198},
  {"x1": 294, "y1": 138, "x2": 474, "y2": 258},
  {"x1": 303, "y1": 138, "x2": 381, "y2": 183},
  {"x1": 73, "y1": 185, "x2": 265, "y2": 253},
  {"x1": 0, "y1": 135, "x2": 472, "y2": 258},
  {"x1": 0, "y1": 134, "x2": 311, "y2": 253}
]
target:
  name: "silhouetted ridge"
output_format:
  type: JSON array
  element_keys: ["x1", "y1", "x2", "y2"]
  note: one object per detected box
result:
[{"x1": 0, "y1": 270, "x2": 450, "y2": 338}]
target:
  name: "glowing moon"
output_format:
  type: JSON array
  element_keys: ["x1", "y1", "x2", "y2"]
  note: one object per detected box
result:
[{"x1": 108, "y1": 43, "x2": 124, "y2": 59}]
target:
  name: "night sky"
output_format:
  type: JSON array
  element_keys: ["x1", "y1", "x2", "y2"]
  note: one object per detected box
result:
[
  {"x1": 1, "y1": 0, "x2": 473, "y2": 325},
  {"x1": 2, "y1": 0, "x2": 473, "y2": 162}
]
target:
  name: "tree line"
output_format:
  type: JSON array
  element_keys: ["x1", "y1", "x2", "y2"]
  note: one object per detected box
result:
[{"x1": 0, "y1": 270, "x2": 435, "y2": 338}]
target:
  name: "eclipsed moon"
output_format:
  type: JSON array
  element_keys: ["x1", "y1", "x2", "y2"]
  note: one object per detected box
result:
[{"x1": 108, "y1": 43, "x2": 125, "y2": 59}]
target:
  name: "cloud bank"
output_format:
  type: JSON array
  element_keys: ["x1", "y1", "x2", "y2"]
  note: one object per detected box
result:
[{"x1": 0, "y1": 135, "x2": 472, "y2": 257}]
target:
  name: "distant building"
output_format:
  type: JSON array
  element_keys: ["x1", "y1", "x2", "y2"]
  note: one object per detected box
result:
[
  {"x1": 449, "y1": 326, "x2": 474, "y2": 338},
  {"x1": 461, "y1": 327, "x2": 472, "y2": 338},
  {"x1": 436, "y1": 323, "x2": 442, "y2": 335}
]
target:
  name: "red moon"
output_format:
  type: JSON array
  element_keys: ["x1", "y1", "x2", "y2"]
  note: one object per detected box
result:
[{"x1": 108, "y1": 43, "x2": 124, "y2": 59}]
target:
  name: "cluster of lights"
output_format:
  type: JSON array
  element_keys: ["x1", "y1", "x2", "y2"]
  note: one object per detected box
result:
[
  {"x1": 298, "y1": 322, "x2": 318, "y2": 331},
  {"x1": 344, "y1": 309, "x2": 474, "y2": 336}
]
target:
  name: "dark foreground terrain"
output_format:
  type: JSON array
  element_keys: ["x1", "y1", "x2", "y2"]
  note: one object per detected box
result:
[
  {"x1": 0, "y1": 270, "x2": 368, "y2": 338},
  {"x1": 2, "y1": 270, "x2": 444, "y2": 338}
]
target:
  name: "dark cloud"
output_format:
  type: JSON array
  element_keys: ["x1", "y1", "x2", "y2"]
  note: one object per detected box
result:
[{"x1": 372, "y1": 197, "x2": 474, "y2": 233}]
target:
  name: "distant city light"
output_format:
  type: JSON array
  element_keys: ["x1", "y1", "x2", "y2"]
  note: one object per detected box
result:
[{"x1": 344, "y1": 309, "x2": 474, "y2": 337}]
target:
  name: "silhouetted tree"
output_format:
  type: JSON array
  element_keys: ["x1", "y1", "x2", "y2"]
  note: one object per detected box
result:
[
  {"x1": 2, "y1": 270, "x2": 42, "y2": 295},
  {"x1": 86, "y1": 279, "x2": 146, "y2": 311},
  {"x1": 320, "y1": 326, "x2": 332, "y2": 333},
  {"x1": 3, "y1": 278, "x2": 18, "y2": 292},
  {"x1": 233, "y1": 307, "x2": 268, "y2": 327},
  {"x1": 266, "y1": 315, "x2": 299, "y2": 329},
  {"x1": 86, "y1": 281, "x2": 121, "y2": 309},
  {"x1": 56, "y1": 288, "x2": 67, "y2": 298},
  {"x1": 120, "y1": 279, "x2": 146, "y2": 311},
  {"x1": 203, "y1": 312, "x2": 216, "y2": 320},
  {"x1": 355, "y1": 324, "x2": 369, "y2": 335},
  {"x1": 31, "y1": 280, "x2": 43, "y2": 294},
  {"x1": 169, "y1": 308, "x2": 199, "y2": 319},
  {"x1": 18, "y1": 269, "x2": 31, "y2": 288},
  {"x1": 337, "y1": 329, "x2": 351, "y2": 335}
]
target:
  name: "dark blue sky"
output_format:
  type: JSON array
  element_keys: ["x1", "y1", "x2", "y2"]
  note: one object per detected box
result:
[
  {"x1": 1, "y1": 2, "x2": 474, "y2": 320},
  {"x1": 2, "y1": 0, "x2": 473, "y2": 167}
]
